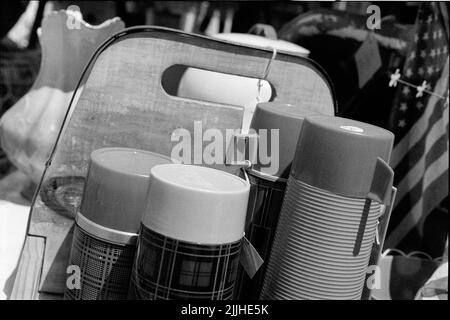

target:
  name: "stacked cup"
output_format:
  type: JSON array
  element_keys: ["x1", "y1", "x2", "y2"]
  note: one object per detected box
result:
[
  {"x1": 129, "y1": 164, "x2": 249, "y2": 300},
  {"x1": 261, "y1": 116, "x2": 395, "y2": 300}
]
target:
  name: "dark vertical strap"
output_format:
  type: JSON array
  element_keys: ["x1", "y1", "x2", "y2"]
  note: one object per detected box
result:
[{"x1": 353, "y1": 198, "x2": 372, "y2": 256}]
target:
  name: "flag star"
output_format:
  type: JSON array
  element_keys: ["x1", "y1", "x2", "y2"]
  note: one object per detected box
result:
[
  {"x1": 400, "y1": 103, "x2": 408, "y2": 111},
  {"x1": 416, "y1": 101, "x2": 424, "y2": 110},
  {"x1": 437, "y1": 47, "x2": 441, "y2": 55},
  {"x1": 410, "y1": 51, "x2": 416, "y2": 59},
  {"x1": 438, "y1": 30, "x2": 443, "y2": 38},
  {"x1": 423, "y1": 32, "x2": 429, "y2": 40},
  {"x1": 414, "y1": 34, "x2": 419, "y2": 42},
  {"x1": 420, "y1": 50, "x2": 427, "y2": 58},
  {"x1": 430, "y1": 49, "x2": 436, "y2": 58},
  {"x1": 427, "y1": 66, "x2": 434, "y2": 75},
  {"x1": 427, "y1": 15, "x2": 433, "y2": 24},
  {"x1": 443, "y1": 47, "x2": 448, "y2": 54},
  {"x1": 406, "y1": 68, "x2": 413, "y2": 77},
  {"x1": 418, "y1": 67, "x2": 425, "y2": 75},
  {"x1": 402, "y1": 86, "x2": 410, "y2": 96},
  {"x1": 398, "y1": 120, "x2": 406, "y2": 128},
  {"x1": 433, "y1": 31, "x2": 438, "y2": 39}
]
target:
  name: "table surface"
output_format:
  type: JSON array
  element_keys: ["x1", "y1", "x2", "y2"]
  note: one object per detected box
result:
[{"x1": 0, "y1": 168, "x2": 62, "y2": 300}]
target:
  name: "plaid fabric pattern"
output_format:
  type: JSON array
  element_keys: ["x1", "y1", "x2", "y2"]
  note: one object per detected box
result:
[
  {"x1": 64, "y1": 224, "x2": 136, "y2": 300},
  {"x1": 234, "y1": 169, "x2": 287, "y2": 299},
  {"x1": 129, "y1": 224, "x2": 241, "y2": 300}
]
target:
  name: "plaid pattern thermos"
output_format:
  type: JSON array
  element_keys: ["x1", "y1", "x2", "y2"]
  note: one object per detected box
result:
[
  {"x1": 129, "y1": 225, "x2": 241, "y2": 300},
  {"x1": 65, "y1": 224, "x2": 136, "y2": 300},
  {"x1": 234, "y1": 169, "x2": 287, "y2": 299}
]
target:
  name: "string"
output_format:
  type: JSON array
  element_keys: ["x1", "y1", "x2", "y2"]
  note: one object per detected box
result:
[
  {"x1": 241, "y1": 47, "x2": 277, "y2": 141},
  {"x1": 389, "y1": 69, "x2": 449, "y2": 108},
  {"x1": 396, "y1": 78, "x2": 448, "y2": 100},
  {"x1": 232, "y1": 48, "x2": 278, "y2": 169},
  {"x1": 257, "y1": 46, "x2": 277, "y2": 102}
]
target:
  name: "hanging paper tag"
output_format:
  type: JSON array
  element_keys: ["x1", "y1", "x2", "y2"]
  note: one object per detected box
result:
[
  {"x1": 241, "y1": 97, "x2": 258, "y2": 135},
  {"x1": 224, "y1": 132, "x2": 258, "y2": 166},
  {"x1": 355, "y1": 33, "x2": 382, "y2": 88},
  {"x1": 239, "y1": 237, "x2": 264, "y2": 279}
]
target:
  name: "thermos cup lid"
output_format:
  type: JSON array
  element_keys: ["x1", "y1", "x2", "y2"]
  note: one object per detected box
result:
[
  {"x1": 250, "y1": 102, "x2": 322, "y2": 178},
  {"x1": 291, "y1": 116, "x2": 394, "y2": 198},
  {"x1": 80, "y1": 148, "x2": 172, "y2": 234},
  {"x1": 142, "y1": 164, "x2": 250, "y2": 244}
]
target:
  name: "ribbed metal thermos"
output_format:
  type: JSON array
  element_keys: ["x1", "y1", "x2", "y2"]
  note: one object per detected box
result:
[{"x1": 261, "y1": 116, "x2": 394, "y2": 300}]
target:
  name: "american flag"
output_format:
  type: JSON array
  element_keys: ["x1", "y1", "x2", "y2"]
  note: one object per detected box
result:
[{"x1": 385, "y1": 2, "x2": 449, "y2": 253}]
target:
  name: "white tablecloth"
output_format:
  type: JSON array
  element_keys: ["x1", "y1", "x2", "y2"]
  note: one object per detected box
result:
[{"x1": 0, "y1": 200, "x2": 30, "y2": 300}]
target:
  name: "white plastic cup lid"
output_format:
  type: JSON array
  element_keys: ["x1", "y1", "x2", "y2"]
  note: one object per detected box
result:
[
  {"x1": 80, "y1": 148, "x2": 172, "y2": 234},
  {"x1": 142, "y1": 164, "x2": 250, "y2": 244}
]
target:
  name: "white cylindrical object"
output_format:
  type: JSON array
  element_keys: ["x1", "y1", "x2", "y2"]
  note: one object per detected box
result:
[{"x1": 142, "y1": 164, "x2": 250, "y2": 244}]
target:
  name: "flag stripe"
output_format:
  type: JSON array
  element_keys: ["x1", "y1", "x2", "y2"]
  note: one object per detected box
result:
[
  {"x1": 393, "y1": 100, "x2": 446, "y2": 185},
  {"x1": 393, "y1": 106, "x2": 449, "y2": 206},
  {"x1": 423, "y1": 151, "x2": 448, "y2": 192},
  {"x1": 391, "y1": 58, "x2": 449, "y2": 168},
  {"x1": 390, "y1": 133, "x2": 449, "y2": 232},
  {"x1": 386, "y1": 158, "x2": 448, "y2": 247},
  {"x1": 389, "y1": 178, "x2": 425, "y2": 232},
  {"x1": 390, "y1": 169, "x2": 448, "y2": 247},
  {"x1": 424, "y1": 126, "x2": 449, "y2": 169}
]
